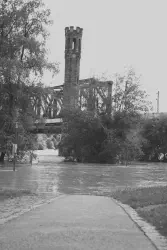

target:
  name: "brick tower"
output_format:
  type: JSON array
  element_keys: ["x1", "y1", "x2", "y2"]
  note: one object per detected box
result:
[{"x1": 63, "y1": 26, "x2": 83, "y2": 108}]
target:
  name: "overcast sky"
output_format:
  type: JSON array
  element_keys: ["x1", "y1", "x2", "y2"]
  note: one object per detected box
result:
[{"x1": 43, "y1": 0, "x2": 167, "y2": 112}]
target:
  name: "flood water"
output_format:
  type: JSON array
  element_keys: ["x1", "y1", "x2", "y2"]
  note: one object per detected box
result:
[{"x1": 1, "y1": 153, "x2": 167, "y2": 198}]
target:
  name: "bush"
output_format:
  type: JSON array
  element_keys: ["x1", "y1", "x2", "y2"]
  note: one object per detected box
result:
[
  {"x1": 38, "y1": 143, "x2": 44, "y2": 150},
  {"x1": 52, "y1": 137, "x2": 58, "y2": 149},
  {"x1": 46, "y1": 138, "x2": 55, "y2": 149},
  {"x1": 60, "y1": 108, "x2": 145, "y2": 164}
]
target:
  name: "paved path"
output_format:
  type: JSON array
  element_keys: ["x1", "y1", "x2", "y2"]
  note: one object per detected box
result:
[{"x1": 0, "y1": 195, "x2": 156, "y2": 250}]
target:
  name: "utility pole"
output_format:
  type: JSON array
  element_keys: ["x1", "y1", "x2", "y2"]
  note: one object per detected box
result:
[
  {"x1": 156, "y1": 91, "x2": 160, "y2": 113},
  {"x1": 13, "y1": 122, "x2": 18, "y2": 171}
]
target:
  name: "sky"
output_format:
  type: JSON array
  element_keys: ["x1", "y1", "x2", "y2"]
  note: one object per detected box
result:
[{"x1": 42, "y1": 0, "x2": 167, "y2": 112}]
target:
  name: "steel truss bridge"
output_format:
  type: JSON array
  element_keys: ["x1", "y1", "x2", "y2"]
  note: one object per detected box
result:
[{"x1": 30, "y1": 78, "x2": 113, "y2": 133}]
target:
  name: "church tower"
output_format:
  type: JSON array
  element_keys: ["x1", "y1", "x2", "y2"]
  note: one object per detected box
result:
[{"x1": 63, "y1": 26, "x2": 83, "y2": 108}]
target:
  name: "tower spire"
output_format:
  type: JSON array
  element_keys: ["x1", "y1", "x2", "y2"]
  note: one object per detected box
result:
[{"x1": 63, "y1": 26, "x2": 83, "y2": 108}]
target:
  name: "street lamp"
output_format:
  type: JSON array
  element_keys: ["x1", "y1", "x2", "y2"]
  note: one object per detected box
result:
[{"x1": 13, "y1": 122, "x2": 18, "y2": 171}]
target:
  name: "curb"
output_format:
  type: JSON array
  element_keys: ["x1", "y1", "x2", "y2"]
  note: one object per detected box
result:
[{"x1": 111, "y1": 198, "x2": 167, "y2": 250}]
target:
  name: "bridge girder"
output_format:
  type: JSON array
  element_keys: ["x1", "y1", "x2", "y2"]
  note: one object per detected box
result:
[
  {"x1": 31, "y1": 85, "x2": 63, "y2": 119},
  {"x1": 31, "y1": 79, "x2": 112, "y2": 123},
  {"x1": 78, "y1": 78, "x2": 113, "y2": 115}
]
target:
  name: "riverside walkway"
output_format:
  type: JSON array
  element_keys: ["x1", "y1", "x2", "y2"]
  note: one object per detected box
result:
[{"x1": 0, "y1": 195, "x2": 156, "y2": 250}]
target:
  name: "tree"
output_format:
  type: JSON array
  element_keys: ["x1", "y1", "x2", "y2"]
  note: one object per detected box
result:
[
  {"x1": 118, "y1": 129, "x2": 145, "y2": 165},
  {"x1": 141, "y1": 114, "x2": 167, "y2": 161},
  {"x1": 112, "y1": 68, "x2": 152, "y2": 114},
  {"x1": 60, "y1": 108, "x2": 106, "y2": 162},
  {"x1": 106, "y1": 68, "x2": 152, "y2": 163},
  {"x1": 0, "y1": 0, "x2": 59, "y2": 160},
  {"x1": 99, "y1": 111, "x2": 146, "y2": 164}
]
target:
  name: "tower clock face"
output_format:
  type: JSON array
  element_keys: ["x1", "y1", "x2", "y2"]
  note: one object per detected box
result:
[{"x1": 72, "y1": 54, "x2": 76, "y2": 58}]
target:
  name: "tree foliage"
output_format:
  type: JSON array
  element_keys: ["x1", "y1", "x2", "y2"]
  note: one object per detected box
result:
[
  {"x1": 141, "y1": 114, "x2": 167, "y2": 161},
  {"x1": 112, "y1": 68, "x2": 152, "y2": 114},
  {"x1": 0, "y1": 0, "x2": 59, "y2": 155},
  {"x1": 60, "y1": 108, "x2": 105, "y2": 162},
  {"x1": 0, "y1": 0, "x2": 58, "y2": 81},
  {"x1": 60, "y1": 110, "x2": 145, "y2": 164}
]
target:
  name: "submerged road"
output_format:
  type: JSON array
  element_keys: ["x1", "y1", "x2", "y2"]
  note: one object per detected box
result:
[{"x1": 0, "y1": 151, "x2": 167, "y2": 199}]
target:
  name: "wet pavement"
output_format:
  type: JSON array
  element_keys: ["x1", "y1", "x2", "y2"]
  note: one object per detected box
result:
[{"x1": 0, "y1": 195, "x2": 156, "y2": 250}]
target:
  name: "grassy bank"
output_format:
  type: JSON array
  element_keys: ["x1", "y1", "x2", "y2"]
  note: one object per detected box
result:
[
  {"x1": 0, "y1": 188, "x2": 36, "y2": 202},
  {"x1": 111, "y1": 186, "x2": 167, "y2": 237}
]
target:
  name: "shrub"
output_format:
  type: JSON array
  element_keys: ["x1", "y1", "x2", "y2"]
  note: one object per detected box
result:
[
  {"x1": 52, "y1": 137, "x2": 58, "y2": 149},
  {"x1": 46, "y1": 138, "x2": 55, "y2": 149},
  {"x1": 38, "y1": 143, "x2": 44, "y2": 150}
]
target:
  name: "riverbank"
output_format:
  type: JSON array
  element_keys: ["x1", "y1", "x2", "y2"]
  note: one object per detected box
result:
[{"x1": 111, "y1": 185, "x2": 167, "y2": 238}]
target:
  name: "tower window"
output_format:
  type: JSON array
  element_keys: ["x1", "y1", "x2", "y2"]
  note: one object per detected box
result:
[
  {"x1": 72, "y1": 38, "x2": 76, "y2": 50},
  {"x1": 79, "y1": 39, "x2": 81, "y2": 51},
  {"x1": 66, "y1": 38, "x2": 69, "y2": 49},
  {"x1": 68, "y1": 38, "x2": 70, "y2": 49}
]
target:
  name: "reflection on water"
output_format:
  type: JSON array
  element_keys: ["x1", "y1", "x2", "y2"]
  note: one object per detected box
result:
[
  {"x1": 0, "y1": 156, "x2": 167, "y2": 197},
  {"x1": 0, "y1": 157, "x2": 62, "y2": 199}
]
